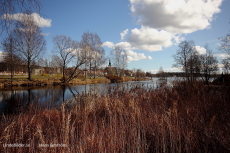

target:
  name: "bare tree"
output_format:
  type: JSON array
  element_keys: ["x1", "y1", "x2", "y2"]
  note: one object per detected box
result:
[
  {"x1": 199, "y1": 44, "x2": 219, "y2": 84},
  {"x1": 64, "y1": 42, "x2": 89, "y2": 83},
  {"x1": 220, "y1": 30, "x2": 230, "y2": 74},
  {"x1": 49, "y1": 55, "x2": 63, "y2": 75},
  {"x1": 80, "y1": 32, "x2": 105, "y2": 78},
  {"x1": 0, "y1": 0, "x2": 42, "y2": 34},
  {"x1": 220, "y1": 33, "x2": 230, "y2": 56},
  {"x1": 145, "y1": 71, "x2": 153, "y2": 78},
  {"x1": 53, "y1": 35, "x2": 92, "y2": 83},
  {"x1": 132, "y1": 68, "x2": 137, "y2": 78},
  {"x1": 157, "y1": 66, "x2": 166, "y2": 79},
  {"x1": 91, "y1": 34, "x2": 106, "y2": 78},
  {"x1": 2, "y1": 34, "x2": 15, "y2": 80},
  {"x1": 222, "y1": 58, "x2": 230, "y2": 74},
  {"x1": 12, "y1": 15, "x2": 46, "y2": 80},
  {"x1": 111, "y1": 46, "x2": 128, "y2": 77},
  {"x1": 37, "y1": 57, "x2": 48, "y2": 67},
  {"x1": 50, "y1": 55, "x2": 62, "y2": 68},
  {"x1": 81, "y1": 32, "x2": 94, "y2": 78},
  {"x1": 37, "y1": 57, "x2": 54, "y2": 74},
  {"x1": 172, "y1": 40, "x2": 198, "y2": 82},
  {"x1": 1, "y1": 34, "x2": 23, "y2": 79},
  {"x1": 187, "y1": 51, "x2": 200, "y2": 81},
  {"x1": 53, "y1": 35, "x2": 77, "y2": 82},
  {"x1": 136, "y1": 69, "x2": 145, "y2": 77}
]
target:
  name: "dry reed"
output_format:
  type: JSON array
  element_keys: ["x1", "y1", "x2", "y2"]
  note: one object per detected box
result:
[{"x1": 0, "y1": 81, "x2": 229, "y2": 152}]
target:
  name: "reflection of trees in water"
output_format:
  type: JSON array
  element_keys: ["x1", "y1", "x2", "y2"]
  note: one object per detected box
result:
[
  {"x1": 0, "y1": 87, "x2": 62, "y2": 114},
  {"x1": 0, "y1": 81, "x2": 157, "y2": 114},
  {"x1": 0, "y1": 85, "x2": 83, "y2": 114},
  {"x1": 30, "y1": 87, "x2": 66, "y2": 108},
  {"x1": 1, "y1": 91, "x2": 23, "y2": 115},
  {"x1": 0, "y1": 89, "x2": 37, "y2": 114}
]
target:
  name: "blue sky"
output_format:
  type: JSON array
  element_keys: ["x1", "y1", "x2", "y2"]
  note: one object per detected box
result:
[{"x1": 2, "y1": 0, "x2": 230, "y2": 73}]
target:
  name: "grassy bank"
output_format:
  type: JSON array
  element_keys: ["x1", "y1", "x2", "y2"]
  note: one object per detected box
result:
[
  {"x1": 0, "y1": 76, "x2": 149, "y2": 89},
  {"x1": 0, "y1": 82, "x2": 229, "y2": 152},
  {"x1": 105, "y1": 75, "x2": 150, "y2": 83},
  {"x1": 0, "y1": 77, "x2": 110, "y2": 89}
]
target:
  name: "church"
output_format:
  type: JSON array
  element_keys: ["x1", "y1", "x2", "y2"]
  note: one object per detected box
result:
[{"x1": 104, "y1": 59, "x2": 117, "y2": 76}]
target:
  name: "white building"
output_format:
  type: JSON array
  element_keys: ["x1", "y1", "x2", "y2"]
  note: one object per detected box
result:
[{"x1": 0, "y1": 51, "x2": 7, "y2": 62}]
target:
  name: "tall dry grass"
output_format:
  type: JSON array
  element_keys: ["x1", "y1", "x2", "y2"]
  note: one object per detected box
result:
[{"x1": 0, "y1": 82, "x2": 229, "y2": 152}]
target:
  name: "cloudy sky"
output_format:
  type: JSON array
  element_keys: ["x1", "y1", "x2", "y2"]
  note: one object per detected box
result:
[{"x1": 1, "y1": 0, "x2": 230, "y2": 73}]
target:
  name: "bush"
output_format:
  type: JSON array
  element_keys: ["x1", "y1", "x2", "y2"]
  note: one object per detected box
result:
[
  {"x1": 77, "y1": 74, "x2": 85, "y2": 78},
  {"x1": 105, "y1": 75, "x2": 122, "y2": 83},
  {"x1": 53, "y1": 74, "x2": 62, "y2": 78},
  {"x1": 213, "y1": 74, "x2": 230, "y2": 86},
  {"x1": 42, "y1": 73, "x2": 50, "y2": 77}
]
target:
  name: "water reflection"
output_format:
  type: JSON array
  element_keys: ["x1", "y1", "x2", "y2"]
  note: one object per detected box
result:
[{"x1": 0, "y1": 78, "x2": 180, "y2": 114}]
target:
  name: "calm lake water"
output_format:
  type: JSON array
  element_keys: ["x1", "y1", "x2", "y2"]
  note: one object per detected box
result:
[{"x1": 0, "y1": 77, "x2": 180, "y2": 114}]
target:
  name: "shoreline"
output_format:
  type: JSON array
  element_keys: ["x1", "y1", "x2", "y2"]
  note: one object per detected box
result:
[
  {"x1": 0, "y1": 77, "x2": 110, "y2": 89},
  {"x1": 0, "y1": 77, "x2": 150, "y2": 90}
]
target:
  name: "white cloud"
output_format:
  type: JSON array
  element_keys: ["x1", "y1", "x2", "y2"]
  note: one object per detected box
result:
[
  {"x1": 115, "y1": 42, "x2": 133, "y2": 50},
  {"x1": 113, "y1": 26, "x2": 186, "y2": 52},
  {"x1": 149, "y1": 69, "x2": 158, "y2": 74},
  {"x1": 121, "y1": 0, "x2": 223, "y2": 52},
  {"x1": 150, "y1": 67, "x2": 182, "y2": 74},
  {"x1": 214, "y1": 53, "x2": 229, "y2": 59},
  {"x1": 65, "y1": 48, "x2": 84, "y2": 56},
  {"x1": 126, "y1": 50, "x2": 152, "y2": 62},
  {"x1": 147, "y1": 56, "x2": 152, "y2": 60},
  {"x1": 164, "y1": 67, "x2": 182, "y2": 72},
  {"x1": 103, "y1": 0, "x2": 223, "y2": 54},
  {"x1": 102, "y1": 41, "x2": 114, "y2": 48},
  {"x1": 194, "y1": 46, "x2": 206, "y2": 54},
  {"x1": 115, "y1": 26, "x2": 184, "y2": 52},
  {"x1": 102, "y1": 41, "x2": 153, "y2": 62},
  {"x1": 217, "y1": 63, "x2": 222, "y2": 69},
  {"x1": 129, "y1": 0, "x2": 223, "y2": 34},
  {"x1": 120, "y1": 29, "x2": 129, "y2": 40},
  {"x1": 173, "y1": 35, "x2": 185, "y2": 45},
  {"x1": 40, "y1": 33, "x2": 50, "y2": 36},
  {"x1": 2, "y1": 13, "x2": 52, "y2": 28},
  {"x1": 126, "y1": 26, "x2": 175, "y2": 51},
  {"x1": 103, "y1": 0, "x2": 223, "y2": 53}
]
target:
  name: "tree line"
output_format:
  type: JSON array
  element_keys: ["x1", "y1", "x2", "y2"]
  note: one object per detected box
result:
[
  {"x1": 1, "y1": 18, "x2": 107, "y2": 83},
  {"x1": 172, "y1": 39, "x2": 230, "y2": 84},
  {"x1": 0, "y1": 0, "x2": 131, "y2": 83},
  {"x1": 1, "y1": 0, "x2": 230, "y2": 84},
  {"x1": 0, "y1": 13, "x2": 131, "y2": 83}
]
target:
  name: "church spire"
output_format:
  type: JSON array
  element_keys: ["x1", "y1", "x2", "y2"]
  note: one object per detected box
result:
[{"x1": 108, "y1": 59, "x2": 111, "y2": 67}]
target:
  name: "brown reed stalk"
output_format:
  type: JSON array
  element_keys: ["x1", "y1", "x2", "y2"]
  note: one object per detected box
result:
[{"x1": 0, "y1": 81, "x2": 229, "y2": 152}]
